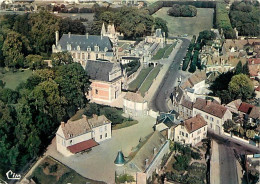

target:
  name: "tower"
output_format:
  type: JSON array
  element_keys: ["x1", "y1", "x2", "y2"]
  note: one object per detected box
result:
[{"x1": 101, "y1": 22, "x2": 106, "y2": 36}]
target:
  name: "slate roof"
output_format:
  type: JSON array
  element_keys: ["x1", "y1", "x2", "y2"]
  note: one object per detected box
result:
[
  {"x1": 193, "y1": 98, "x2": 228, "y2": 119},
  {"x1": 182, "y1": 114, "x2": 207, "y2": 133},
  {"x1": 156, "y1": 112, "x2": 176, "y2": 128},
  {"x1": 57, "y1": 34, "x2": 113, "y2": 51},
  {"x1": 124, "y1": 92, "x2": 146, "y2": 103},
  {"x1": 60, "y1": 114, "x2": 111, "y2": 140},
  {"x1": 114, "y1": 151, "x2": 126, "y2": 165},
  {"x1": 127, "y1": 131, "x2": 167, "y2": 172},
  {"x1": 85, "y1": 60, "x2": 122, "y2": 82}
]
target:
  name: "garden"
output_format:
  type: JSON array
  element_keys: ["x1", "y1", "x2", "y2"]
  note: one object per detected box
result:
[{"x1": 29, "y1": 156, "x2": 104, "y2": 184}]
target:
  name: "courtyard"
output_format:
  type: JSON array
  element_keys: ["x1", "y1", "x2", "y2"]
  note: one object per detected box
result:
[{"x1": 44, "y1": 115, "x2": 156, "y2": 183}]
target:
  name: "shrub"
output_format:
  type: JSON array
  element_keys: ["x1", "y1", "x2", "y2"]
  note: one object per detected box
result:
[
  {"x1": 173, "y1": 155, "x2": 191, "y2": 171},
  {"x1": 49, "y1": 164, "x2": 58, "y2": 173},
  {"x1": 117, "y1": 174, "x2": 135, "y2": 183},
  {"x1": 168, "y1": 4, "x2": 197, "y2": 17}
]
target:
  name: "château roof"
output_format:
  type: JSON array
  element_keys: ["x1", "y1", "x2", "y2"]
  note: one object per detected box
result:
[{"x1": 124, "y1": 92, "x2": 146, "y2": 103}]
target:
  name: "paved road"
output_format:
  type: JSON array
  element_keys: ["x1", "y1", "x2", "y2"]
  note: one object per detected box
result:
[
  {"x1": 150, "y1": 37, "x2": 191, "y2": 112},
  {"x1": 208, "y1": 131, "x2": 260, "y2": 184}
]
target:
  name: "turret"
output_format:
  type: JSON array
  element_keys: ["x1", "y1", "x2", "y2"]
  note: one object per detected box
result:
[{"x1": 101, "y1": 22, "x2": 106, "y2": 36}]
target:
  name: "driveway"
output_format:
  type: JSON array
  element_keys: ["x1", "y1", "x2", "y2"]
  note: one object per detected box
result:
[{"x1": 45, "y1": 115, "x2": 156, "y2": 183}]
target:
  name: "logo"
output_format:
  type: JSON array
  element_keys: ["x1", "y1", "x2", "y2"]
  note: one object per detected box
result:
[
  {"x1": 6, "y1": 170, "x2": 21, "y2": 180},
  {"x1": 0, "y1": 178, "x2": 7, "y2": 184}
]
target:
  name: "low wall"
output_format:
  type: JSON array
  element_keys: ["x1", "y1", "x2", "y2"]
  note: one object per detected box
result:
[
  {"x1": 127, "y1": 64, "x2": 143, "y2": 85},
  {"x1": 148, "y1": 109, "x2": 159, "y2": 118}
]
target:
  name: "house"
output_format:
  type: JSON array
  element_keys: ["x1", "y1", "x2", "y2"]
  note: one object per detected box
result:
[
  {"x1": 173, "y1": 114, "x2": 207, "y2": 146},
  {"x1": 155, "y1": 111, "x2": 178, "y2": 140},
  {"x1": 123, "y1": 92, "x2": 148, "y2": 117},
  {"x1": 125, "y1": 131, "x2": 169, "y2": 183},
  {"x1": 179, "y1": 98, "x2": 193, "y2": 120},
  {"x1": 225, "y1": 99, "x2": 242, "y2": 114},
  {"x1": 193, "y1": 98, "x2": 232, "y2": 134},
  {"x1": 248, "y1": 58, "x2": 260, "y2": 80},
  {"x1": 52, "y1": 31, "x2": 114, "y2": 67},
  {"x1": 85, "y1": 60, "x2": 123, "y2": 104},
  {"x1": 238, "y1": 102, "x2": 260, "y2": 125},
  {"x1": 56, "y1": 114, "x2": 111, "y2": 156}
]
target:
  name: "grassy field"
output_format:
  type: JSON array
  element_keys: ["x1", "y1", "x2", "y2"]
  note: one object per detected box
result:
[
  {"x1": 152, "y1": 44, "x2": 171, "y2": 60},
  {"x1": 153, "y1": 8, "x2": 214, "y2": 36},
  {"x1": 112, "y1": 120, "x2": 138, "y2": 130},
  {"x1": 0, "y1": 69, "x2": 32, "y2": 90},
  {"x1": 139, "y1": 65, "x2": 161, "y2": 96},
  {"x1": 128, "y1": 66, "x2": 153, "y2": 91},
  {"x1": 29, "y1": 156, "x2": 104, "y2": 184},
  {"x1": 163, "y1": 41, "x2": 177, "y2": 58}
]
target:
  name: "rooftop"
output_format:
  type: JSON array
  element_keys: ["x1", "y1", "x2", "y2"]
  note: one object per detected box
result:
[
  {"x1": 124, "y1": 92, "x2": 146, "y2": 103},
  {"x1": 183, "y1": 114, "x2": 207, "y2": 133}
]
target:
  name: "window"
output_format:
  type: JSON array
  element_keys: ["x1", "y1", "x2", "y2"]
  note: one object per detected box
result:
[
  {"x1": 70, "y1": 140, "x2": 73, "y2": 145},
  {"x1": 82, "y1": 53, "x2": 85, "y2": 59},
  {"x1": 204, "y1": 127, "x2": 206, "y2": 131},
  {"x1": 182, "y1": 132, "x2": 184, "y2": 136},
  {"x1": 105, "y1": 133, "x2": 107, "y2": 138},
  {"x1": 179, "y1": 131, "x2": 181, "y2": 135},
  {"x1": 217, "y1": 120, "x2": 219, "y2": 124},
  {"x1": 205, "y1": 115, "x2": 208, "y2": 119},
  {"x1": 95, "y1": 89, "x2": 98, "y2": 94},
  {"x1": 88, "y1": 54, "x2": 90, "y2": 59},
  {"x1": 100, "y1": 135, "x2": 102, "y2": 139},
  {"x1": 192, "y1": 133, "x2": 193, "y2": 138},
  {"x1": 210, "y1": 117, "x2": 214, "y2": 122},
  {"x1": 197, "y1": 130, "x2": 201, "y2": 135},
  {"x1": 72, "y1": 53, "x2": 76, "y2": 58},
  {"x1": 96, "y1": 54, "x2": 98, "y2": 59},
  {"x1": 186, "y1": 133, "x2": 188, "y2": 138}
]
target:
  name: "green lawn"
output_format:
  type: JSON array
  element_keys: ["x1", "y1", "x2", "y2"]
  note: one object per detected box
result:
[
  {"x1": 0, "y1": 69, "x2": 32, "y2": 90},
  {"x1": 153, "y1": 8, "x2": 214, "y2": 36},
  {"x1": 29, "y1": 156, "x2": 104, "y2": 184},
  {"x1": 152, "y1": 44, "x2": 171, "y2": 60},
  {"x1": 128, "y1": 66, "x2": 153, "y2": 91},
  {"x1": 112, "y1": 120, "x2": 138, "y2": 130},
  {"x1": 139, "y1": 65, "x2": 161, "y2": 96},
  {"x1": 163, "y1": 42, "x2": 177, "y2": 58}
]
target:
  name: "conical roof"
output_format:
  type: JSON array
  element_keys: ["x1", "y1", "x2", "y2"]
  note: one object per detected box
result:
[{"x1": 114, "y1": 150, "x2": 125, "y2": 166}]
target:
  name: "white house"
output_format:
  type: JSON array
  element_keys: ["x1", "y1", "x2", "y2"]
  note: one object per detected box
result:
[
  {"x1": 56, "y1": 114, "x2": 111, "y2": 156},
  {"x1": 173, "y1": 114, "x2": 207, "y2": 146},
  {"x1": 193, "y1": 98, "x2": 232, "y2": 134},
  {"x1": 123, "y1": 92, "x2": 148, "y2": 116}
]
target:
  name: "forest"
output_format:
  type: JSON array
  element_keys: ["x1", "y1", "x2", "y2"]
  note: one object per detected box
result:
[{"x1": 167, "y1": 4, "x2": 197, "y2": 17}]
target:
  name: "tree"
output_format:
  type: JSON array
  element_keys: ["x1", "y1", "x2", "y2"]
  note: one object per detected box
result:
[
  {"x1": 246, "y1": 130, "x2": 255, "y2": 139},
  {"x1": 154, "y1": 17, "x2": 168, "y2": 37},
  {"x1": 25, "y1": 54, "x2": 45, "y2": 69},
  {"x1": 168, "y1": 4, "x2": 197, "y2": 17},
  {"x1": 51, "y1": 52, "x2": 73, "y2": 67},
  {"x1": 242, "y1": 61, "x2": 250, "y2": 76},
  {"x1": 228, "y1": 74, "x2": 254, "y2": 101},
  {"x1": 223, "y1": 119, "x2": 236, "y2": 132},
  {"x1": 59, "y1": 18, "x2": 86, "y2": 36},
  {"x1": 235, "y1": 60, "x2": 243, "y2": 75}
]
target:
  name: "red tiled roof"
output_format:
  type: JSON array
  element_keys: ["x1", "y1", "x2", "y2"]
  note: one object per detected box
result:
[
  {"x1": 238, "y1": 102, "x2": 254, "y2": 114},
  {"x1": 183, "y1": 114, "x2": 207, "y2": 133},
  {"x1": 248, "y1": 58, "x2": 260, "y2": 65},
  {"x1": 67, "y1": 139, "x2": 98, "y2": 154}
]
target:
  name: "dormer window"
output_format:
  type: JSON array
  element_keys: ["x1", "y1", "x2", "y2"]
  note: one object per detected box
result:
[
  {"x1": 77, "y1": 45, "x2": 80, "y2": 51},
  {"x1": 94, "y1": 45, "x2": 99, "y2": 52},
  {"x1": 87, "y1": 47, "x2": 91, "y2": 52},
  {"x1": 57, "y1": 45, "x2": 61, "y2": 50},
  {"x1": 104, "y1": 47, "x2": 108, "y2": 52},
  {"x1": 67, "y1": 44, "x2": 71, "y2": 51}
]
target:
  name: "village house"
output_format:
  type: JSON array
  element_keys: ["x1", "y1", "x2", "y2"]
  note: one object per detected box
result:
[
  {"x1": 248, "y1": 58, "x2": 260, "y2": 81},
  {"x1": 56, "y1": 114, "x2": 112, "y2": 157},
  {"x1": 85, "y1": 60, "x2": 124, "y2": 104},
  {"x1": 193, "y1": 98, "x2": 232, "y2": 134},
  {"x1": 238, "y1": 102, "x2": 260, "y2": 125},
  {"x1": 52, "y1": 31, "x2": 115, "y2": 67},
  {"x1": 173, "y1": 114, "x2": 207, "y2": 146},
  {"x1": 123, "y1": 92, "x2": 148, "y2": 117},
  {"x1": 124, "y1": 131, "x2": 169, "y2": 183}
]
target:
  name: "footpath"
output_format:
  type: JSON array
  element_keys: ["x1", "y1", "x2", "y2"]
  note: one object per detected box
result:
[{"x1": 210, "y1": 140, "x2": 220, "y2": 184}]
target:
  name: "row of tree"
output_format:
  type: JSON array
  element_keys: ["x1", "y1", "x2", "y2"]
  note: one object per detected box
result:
[
  {"x1": 0, "y1": 58, "x2": 90, "y2": 178},
  {"x1": 229, "y1": 1, "x2": 260, "y2": 37},
  {"x1": 0, "y1": 11, "x2": 86, "y2": 68},
  {"x1": 209, "y1": 61, "x2": 254, "y2": 104},
  {"x1": 167, "y1": 4, "x2": 197, "y2": 17},
  {"x1": 90, "y1": 7, "x2": 168, "y2": 38},
  {"x1": 182, "y1": 36, "x2": 196, "y2": 71}
]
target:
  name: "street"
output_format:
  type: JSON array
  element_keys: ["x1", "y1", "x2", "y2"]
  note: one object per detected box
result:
[{"x1": 150, "y1": 37, "x2": 191, "y2": 112}]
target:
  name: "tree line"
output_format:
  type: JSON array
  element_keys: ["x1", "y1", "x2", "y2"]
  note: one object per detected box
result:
[
  {"x1": 0, "y1": 11, "x2": 86, "y2": 69},
  {"x1": 168, "y1": 4, "x2": 197, "y2": 17}
]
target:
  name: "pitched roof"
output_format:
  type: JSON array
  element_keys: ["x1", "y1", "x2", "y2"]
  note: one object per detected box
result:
[
  {"x1": 127, "y1": 131, "x2": 167, "y2": 172},
  {"x1": 183, "y1": 114, "x2": 207, "y2": 133},
  {"x1": 85, "y1": 60, "x2": 122, "y2": 82},
  {"x1": 124, "y1": 92, "x2": 146, "y2": 103},
  {"x1": 193, "y1": 98, "x2": 228, "y2": 118},
  {"x1": 249, "y1": 106, "x2": 260, "y2": 119},
  {"x1": 60, "y1": 114, "x2": 111, "y2": 140},
  {"x1": 238, "y1": 102, "x2": 254, "y2": 114},
  {"x1": 248, "y1": 58, "x2": 260, "y2": 65},
  {"x1": 181, "y1": 70, "x2": 206, "y2": 89},
  {"x1": 67, "y1": 139, "x2": 98, "y2": 154},
  {"x1": 114, "y1": 151, "x2": 126, "y2": 165},
  {"x1": 181, "y1": 99, "x2": 193, "y2": 110},
  {"x1": 57, "y1": 34, "x2": 113, "y2": 51},
  {"x1": 156, "y1": 112, "x2": 176, "y2": 128},
  {"x1": 172, "y1": 86, "x2": 184, "y2": 103}
]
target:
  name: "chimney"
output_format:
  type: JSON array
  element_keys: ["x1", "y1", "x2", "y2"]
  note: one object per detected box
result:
[
  {"x1": 93, "y1": 114, "x2": 98, "y2": 120},
  {"x1": 206, "y1": 100, "x2": 211, "y2": 106},
  {"x1": 86, "y1": 33, "x2": 89, "y2": 39},
  {"x1": 61, "y1": 121, "x2": 65, "y2": 128},
  {"x1": 55, "y1": 31, "x2": 59, "y2": 46},
  {"x1": 68, "y1": 32, "x2": 71, "y2": 38}
]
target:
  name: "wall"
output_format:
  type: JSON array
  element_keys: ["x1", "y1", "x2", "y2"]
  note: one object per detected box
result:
[
  {"x1": 123, "y1": 99, "x2": 148, "y2": 116},
  {"x1": 92, "y1": 123, "x2": 112, "y2": 143}
]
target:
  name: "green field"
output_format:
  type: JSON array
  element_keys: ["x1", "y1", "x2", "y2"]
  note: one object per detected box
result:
[
  {"x1": 29, "y1": 156, "x2": 104, "y2": 184},
  {"x1": 139, "y1": 65, "x2": 161, "y2": 96},
  {"x1": 128, "y1": 67, "x2": 153, "y2": 91},
  {"x1": 0, "y1": 69, "x2": 32, "y2": 90},
  {"x1": 163, "y1": 41, "x2": 177, "y2": 58},
  {"x1": 153, "y1": 8, "x2": 214, "y2": 36},
  {"x1": 152, "y1": 44, "x2": 171, "y2": 60}
]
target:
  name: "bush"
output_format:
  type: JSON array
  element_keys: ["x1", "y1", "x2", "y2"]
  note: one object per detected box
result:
[
  {"x1": 49, "y1": 164, "x2": 58, "y2": 173},
  {"x1": 168, "y1": 4, "x2": 197, "y2": 17},
  {"x1": 173, "y1": 155, "x2": 191, "y2": 171},
  {"x1": 117, "y1": 174, "x2": 135, "y2": 183}
]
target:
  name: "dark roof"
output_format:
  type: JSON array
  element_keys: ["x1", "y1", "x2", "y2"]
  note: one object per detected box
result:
[
  {"x1": 172, "y1": 86, "x2": 184, "y2": 103},
  {"x1": 157, "y1": 112, "x2": 176, "y2": 128},
  {"x1": 183, "y1": 114, "x2": 207, "y2": 133},
  {"x1": 193, "y1": 98, "x2": 228, "y2": 118},
  {"x1": 238, "y1": 102, "x2": 254, "y2": 114},
  {"x1": 114, "y1": 151, "x2": 126, "y2": 165},
  {"x1": 122, "y1": 56, "x2": 140, "y2": 60},
  {"x1": 181, "y1": 99, "x2": 193, "y2": 110},
  {"x1": 85, "y1": 60, "x2": 121, "y2": 82},
  {"x1": 58, "y1": 34, "x2": 113, "y2": 52},
  {"x1": 67, "y1": 139, "x2": 98, "y2": 154}
]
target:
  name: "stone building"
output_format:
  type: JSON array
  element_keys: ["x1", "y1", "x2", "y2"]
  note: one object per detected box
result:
[
  {"x1": 52, "y1": 31, "x2": 114, "y2": 67},
  {"x1": 56, "y1": 114, "x2": 111, "y2": 157},
  {"x1": 85, "y1": 60, "x2": 123, "y2": 104}
]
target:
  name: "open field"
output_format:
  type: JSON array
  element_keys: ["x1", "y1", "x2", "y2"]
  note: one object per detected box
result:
[
  {"x1": 153, "y1": 8, "x2": 214, "y2": 36},
  {"x1": 164, "y1": 41, "x2": 177, "y2": 58},
  {"x1": 56, "y1": 13, "x2": 95, "y2": 21},
  {"x1": 139, "y1": 65, "x2": 161, "y2": 96},
  {"x1": 28, "y1": 156, "x2": 104, "y2": 184},
  {"x1": 128, "y1": 66, "x2": 153, "y2": 91},
  {"x1": 152, "y1": 44, "x2": 171, "y2": 60},
  {"x1": 0, "y1": 69, "x2": 32, "y2": 90}
]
